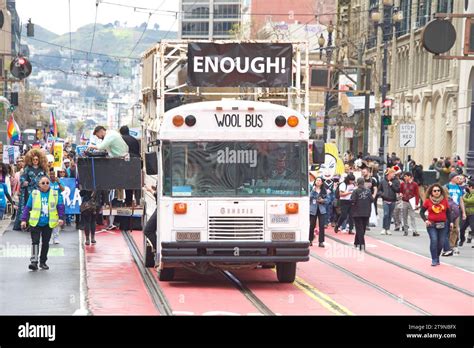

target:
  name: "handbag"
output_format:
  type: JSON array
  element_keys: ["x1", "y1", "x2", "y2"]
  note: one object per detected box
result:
[
  {"x1": 80, "y1": 192, "x2": 97, "y2": 213},
  {"x1": 434, "y1": 222, "x2": 446, "y2": 229}
]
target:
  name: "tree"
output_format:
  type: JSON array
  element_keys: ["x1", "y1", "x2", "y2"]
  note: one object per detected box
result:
[
  {"x1": 153, "y1": 23, "x2": 160, "y2": 31},
  {"x1": 139, "y1": 22, "x2": 147, "y2": 30},
  {"x1": 114, "y1": 20, "x2": 120, "y2": 28}
]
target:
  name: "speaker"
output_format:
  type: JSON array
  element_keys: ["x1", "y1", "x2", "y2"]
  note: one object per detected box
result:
[
  {"x1": 77, "y1": 157, "x2": 142, "y2": 190},
  {"x1": 312, "y1": 140, "x2": 325, "y2": 164},
  {"x1": 423, "y1": 171, "x2": 438, "y2": 186},
  {"x1": 145, "y1": 152, "x2": 158, "y2": 175}
]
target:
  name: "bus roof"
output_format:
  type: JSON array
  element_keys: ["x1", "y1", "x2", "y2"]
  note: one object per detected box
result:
[{"x1": 159, "y1": 100, "x2": 308, "y2": 141}]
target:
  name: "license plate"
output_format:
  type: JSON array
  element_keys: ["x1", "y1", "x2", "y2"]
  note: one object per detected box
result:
[{"x1": 271, "y1": 215, "x2": 289, "y2": 224}]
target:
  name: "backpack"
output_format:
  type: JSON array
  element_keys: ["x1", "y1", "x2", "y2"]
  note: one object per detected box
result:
[{"x1": 447, "y1": 196, "x2": 460, "y2": 221}]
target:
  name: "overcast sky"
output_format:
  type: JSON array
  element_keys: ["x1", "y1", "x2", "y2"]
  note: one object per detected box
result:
[{"x1": 16, "y1": 0, "x2": 179, "y2": 35}]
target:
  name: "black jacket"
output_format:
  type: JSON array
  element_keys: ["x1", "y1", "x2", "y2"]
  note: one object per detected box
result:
[
  {"x1": 412, "y1": 165, "x2": 424, "y2": 185},
  {"x1": 121, "y1": 134, "x2": 140, "y2": 157},
  {"x1": 378, "y1": 177, "x2": 400, "y2": 202},
  {"x1": 351, "y1": 187, "x2": 374, "y2": 217}
]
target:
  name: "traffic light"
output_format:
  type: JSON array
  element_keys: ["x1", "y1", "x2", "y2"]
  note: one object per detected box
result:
[
  {"x1": 10, "y1": 56, "x2": 32, "y2": 80},
  {"x1": 382, "y1": 99, "x2": 393, "y2": 126},
  {"x1": 10, "y1": 92, "x2": 18, "y2": 106},
  {"x1": 26, "y1": 18, "x2": 34, "y2": 37}
]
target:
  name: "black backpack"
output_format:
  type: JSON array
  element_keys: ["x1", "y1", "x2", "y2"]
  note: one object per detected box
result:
[{"x1": 335, "y1": 183, "x2": 341, "y2": 200}]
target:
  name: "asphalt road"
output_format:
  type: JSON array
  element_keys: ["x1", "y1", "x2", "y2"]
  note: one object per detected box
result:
[{"x1": 0, "y1": 221, "x2": 81, "y2": 315}]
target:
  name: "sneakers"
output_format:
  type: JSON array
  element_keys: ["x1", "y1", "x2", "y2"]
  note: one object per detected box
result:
[
  {"x1": 380, "y1": 230, "x2": 387, "y2": 235},
  {"x1": 413, "y1": 231, "x2": 420, "y2": 237},
  {"x1": 318, "y1": 242, "x2": 325, "y2": 248},
  {"x1": 53, "y1": 237, "x2": 60, "y2": 244},
  {"x1": 85, "y1": 238, "x2": 90, "y2": 246},
  {"x1": 467, "y1": 237, "x2": 472, "y2": 244},
  {"x1": 91, "y1": 239, "x2": 96, "y2": 244},
  {"x1": 386, "y1": 230, "x2": 392, "y2": 235},
  {"x1": 442, "y1": 250, "x2": 454, "y2": 257},
  {"x1": 28, "y1": 262, "x2": 38, "y2": 271},
  {"x1": 39, "y1": 262, "x2": 49, "y2": 270},
  {"x1": 403, "y1": 231, "x2": 408, "y2": 236},
  {"x1": 453, "y1": 248, "x2": 460, "y2": 255}
]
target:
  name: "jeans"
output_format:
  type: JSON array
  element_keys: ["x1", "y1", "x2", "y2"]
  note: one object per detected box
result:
[
  {"x1": 337, "y1": 200, "x2": 354, "y2": 231},
  {"x1": 0, "y1": 207, "x2": 5, "y2": 220},
  {"x1": 382, "y1": 201, "x2": 396, "y2": 230},
  {"x1": 427, "y1": 224, "x2": 448, "y2": 263},
  {"x1": 460, "y1": 215, "x2": 474, "y2": 243},
  {"x1": 324, "y1": 192, "x2": 334, "y2": 225},
  {"x1": 30, "y1": 225, "x2": 53, "y2": 263}
]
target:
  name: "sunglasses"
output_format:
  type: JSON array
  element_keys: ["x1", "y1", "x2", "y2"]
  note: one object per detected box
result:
[
  {"x1": 39, "y1": 182, "x2": 50, "y2": 185},
  {"x1": 432, "y1": 189, "x2": 441, "y2": 193},
  {"x1": 33, "y1": 158, "x2": 39, "y2": 161}
]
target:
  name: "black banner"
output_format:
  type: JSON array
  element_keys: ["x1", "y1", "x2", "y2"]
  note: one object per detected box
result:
[{"x1": 187, "y1": 42, "x2": 293, "y2": 87}]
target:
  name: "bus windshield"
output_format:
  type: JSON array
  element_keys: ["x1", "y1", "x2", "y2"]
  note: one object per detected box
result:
[{"x1": 162, "y1": 141, "x2": 308, "y2": 197}]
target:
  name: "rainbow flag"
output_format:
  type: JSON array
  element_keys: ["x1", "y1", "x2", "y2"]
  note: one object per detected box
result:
[
  {"x1": 49, "y1": 110, "x2": 58, "y2": 138},
  {"x1": 7, "y1": 114, "x2": 21, "y2": 145}
]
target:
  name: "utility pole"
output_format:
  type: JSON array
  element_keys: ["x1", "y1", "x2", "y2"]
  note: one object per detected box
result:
[
  {"x1": 363, "y1": 63, "x2": 372, "y2": 155},
  {"x1": 370, "y1": 0, "x2": 402, "y2": 171}
]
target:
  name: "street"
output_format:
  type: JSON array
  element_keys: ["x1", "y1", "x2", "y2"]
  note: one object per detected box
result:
[{"x1": 1, "y1": 214, "x2": 472, "y2": 316}]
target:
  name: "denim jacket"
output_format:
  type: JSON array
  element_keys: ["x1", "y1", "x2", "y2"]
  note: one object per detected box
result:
[{"x1": 310, "y1": 189, "x2": 327, "y2": 215}]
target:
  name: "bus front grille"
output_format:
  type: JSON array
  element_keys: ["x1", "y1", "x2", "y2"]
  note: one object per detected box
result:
[{"x1": 208, "y1": 216, "x2": 264, "y2": 240}]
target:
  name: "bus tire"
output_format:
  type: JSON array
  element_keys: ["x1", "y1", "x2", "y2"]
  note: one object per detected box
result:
[
  {"x1": 144, "y1": 244, "x2": 155, "y2": 268},
  {"x1": 158, "y1": 268, "x2": 175, "y2": 281},
  {"x1": 276, "y1": 262, "x2": 296, "y2": 283}
]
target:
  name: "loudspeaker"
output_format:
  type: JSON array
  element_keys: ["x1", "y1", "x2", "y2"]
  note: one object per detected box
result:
[
  {"x1": 312, "y1": 140, "x2": 325, "y2": 164},
  {"x1": 77, "y1": 157, "x2": 142, "y2": 190},
  {"x1": 145, "y1": 152, "x2": 158, "y2": 175},
  {"x1": 423, "y1": 171, "x2": 438, "y2": 186}
]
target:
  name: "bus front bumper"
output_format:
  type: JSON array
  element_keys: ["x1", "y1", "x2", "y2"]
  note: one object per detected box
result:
[{"x1": 161, "y1": 241, "x2": 310, "y2": 263}]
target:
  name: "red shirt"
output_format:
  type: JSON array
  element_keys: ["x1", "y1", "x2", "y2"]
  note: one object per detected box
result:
[
  {"x1": 423, "y1": 198, "x2": 449, "y2": 223},
  {"x1": 400, "y1": 181, "x2": 419, "y2": 205}
]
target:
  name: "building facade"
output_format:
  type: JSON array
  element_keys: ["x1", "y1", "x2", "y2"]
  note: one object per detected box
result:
[
  {"x1": 341, "y1": 0, "x2": 465, "y2": 167},
  {"x1": 179, "y1": 0, "x2": 245, "y2": 39}
]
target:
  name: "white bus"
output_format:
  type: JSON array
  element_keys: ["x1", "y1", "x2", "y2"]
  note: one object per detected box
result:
[{"x1": 144, "y1": 100, "x2": 310, "y2": 283}]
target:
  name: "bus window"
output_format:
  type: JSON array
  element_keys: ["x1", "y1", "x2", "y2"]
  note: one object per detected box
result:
[{"x1": 162, "y1": 142, "x2": 307, "y2": 197}]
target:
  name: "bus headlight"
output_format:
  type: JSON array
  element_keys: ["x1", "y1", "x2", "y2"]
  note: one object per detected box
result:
[
  {"x1": 285, "y1": 203, "x2": 299, "y2": 214},
  {"x1": 174, "y1": 203, "x2": 187, "y2": 214}
]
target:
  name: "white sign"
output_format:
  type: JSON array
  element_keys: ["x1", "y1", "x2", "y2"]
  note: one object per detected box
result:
[
  {"x1": 347, "y1": 96, "x2": 376, "y2": 110},
  {"x1": 344, "y1": 128, "x2": 354, "y2": 138},
  {"x1": 399, "y1": 123, "x2": 416, "y2": 148}
]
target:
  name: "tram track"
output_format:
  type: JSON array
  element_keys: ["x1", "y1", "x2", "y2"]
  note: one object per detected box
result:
[
  {"x1": 308, "y1": 251, "x2": 431, "y2": 315},
  {"x1": 221, "y1": 270, "x2": 276, "y2": 316},
  {"x1": 325, "y1": 234, "x2": 474, "y2": 298},
  {"x1": 123, "y1": 231, "x2": 173, "y2": 316}
]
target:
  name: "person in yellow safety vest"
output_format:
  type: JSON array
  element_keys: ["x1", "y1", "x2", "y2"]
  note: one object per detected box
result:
[{"x1": 21, "y1": 175, "x2": 65, "y2": 271}]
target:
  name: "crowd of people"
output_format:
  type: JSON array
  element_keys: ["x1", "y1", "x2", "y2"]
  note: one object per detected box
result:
[
  {"x1": 1, "y1": 124, "x2": 140, "y2": 271},
  {"x1": 309, "y1": 151, "x2": 473, "y2": 266}
]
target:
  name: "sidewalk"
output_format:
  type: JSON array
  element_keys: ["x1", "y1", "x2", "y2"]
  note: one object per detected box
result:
[
  {"x1": 0, "y1": 221, "x2": 81, "y2": 314},
  {"x1": 366, "y1": 207, "x2": 473, "y2": 272}
]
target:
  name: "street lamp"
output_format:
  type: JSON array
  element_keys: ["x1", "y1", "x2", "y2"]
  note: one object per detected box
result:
[
  {"x1": 319, "y1": 21, "x2": 335, "y2": 142},
  {"x1": 370, "y1": 1, "x2": 403, "y2": 171}
]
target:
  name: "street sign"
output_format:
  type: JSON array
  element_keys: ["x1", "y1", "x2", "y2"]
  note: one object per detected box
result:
[{"x1": 399, "y1": 123, "x2": 416, "y2": 148}]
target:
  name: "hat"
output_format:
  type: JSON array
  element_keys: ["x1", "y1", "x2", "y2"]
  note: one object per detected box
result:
[
  {"x1": 385, "y1": 168, "x2": 396, "y2": 175},
  {"x1": 392, "y1": 165, "x2": 402, "y2": 174},
  {"x1": 63, "y1": 159, "x2": 70, "y2": 164},
  {"x1": 449, "y1": 172, "x2": 459, "y2": 181}
]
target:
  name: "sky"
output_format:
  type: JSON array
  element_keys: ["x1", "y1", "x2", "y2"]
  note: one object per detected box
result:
[{"x1": 15, "y1": 0, "x2": 179, "y2": 35}]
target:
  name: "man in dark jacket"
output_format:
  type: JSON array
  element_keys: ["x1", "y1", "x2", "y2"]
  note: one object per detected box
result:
[
  {"x1": 411, "y1": 160, "x2": 425, "y2": 203},
  {"x1": 378, "y1": 167, "x2": 401, "y2": 235},
  {"x1": 119, "y1": 125, "x2": 141, "y2": 206}
]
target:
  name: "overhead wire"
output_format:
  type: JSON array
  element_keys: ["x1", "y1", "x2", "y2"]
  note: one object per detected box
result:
[{"x1": 68, "y1": 0, "x2": 74, "y2": 69}]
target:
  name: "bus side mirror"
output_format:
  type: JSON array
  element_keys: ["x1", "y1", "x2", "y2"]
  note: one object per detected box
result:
[
  {"x1": 312, "y1": 140, "x2": 325, "y2": 164},
  {"x1": 145, "y1": 152, "x2": 158, "y2": 175}
]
